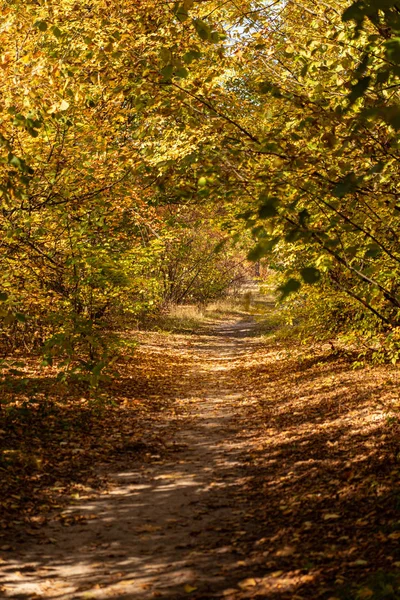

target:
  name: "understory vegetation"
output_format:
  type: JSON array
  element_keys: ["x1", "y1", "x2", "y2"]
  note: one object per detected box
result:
[{"x1": 1, "y1": 0, "x2": 400, "y2": 383}]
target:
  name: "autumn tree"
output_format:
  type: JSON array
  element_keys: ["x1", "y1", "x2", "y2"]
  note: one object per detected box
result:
[
  {"x1": 152, "y1": 0, "x2": 400, "y2": 351},
  {"x1": 0, "y1": 0, "x2": 250, "y2": 380},
  {"x1": 2, "y1": 0, "x2": 400, "y2": 373}
]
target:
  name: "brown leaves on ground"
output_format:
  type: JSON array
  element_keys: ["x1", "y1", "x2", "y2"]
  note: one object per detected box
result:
[
  {"x1": 227, "y1": 334, "x2": 400, "y2": 599},
  {"x1": 0, "y1": 317, "x2": 399, "y2": 600},
  {"x1": 0, "y1": 331, "x2": 195, "y2": 543}
]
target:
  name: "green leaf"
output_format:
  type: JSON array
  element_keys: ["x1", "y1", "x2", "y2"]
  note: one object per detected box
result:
[
  {"x1": 247, "y1": 244, "x2": 265, "y2": 262},
  {"x1": 298, "y1": 209, "x2": 310, "y2": 227},
  {"x1": 160, "y1": 47, "x2": 172, "y2": 63},
  {"x1": 183, "y1": 50, "x2": 201, "y2": 64},
  {"x1": 247, "y1": 237, "x2": 280, "y2": 261},
  {"x1": 278, "y1": 278, "x2": 302, "y2": 301},
  {"x1": 364, "y1": 244, "x2": 381, "y2": 258},
  {"x1": 0, "y1": 292, "x2": 8, "y2": 302},
  {"x1": 214, "y1": 239, "x2": 227, "y2": 253},
  {"x1": 385, "y1": 37, "x2": 400, "y2": 65},
  {"x1": 193, "y1": 19, "x2": 211, "y2": 41},
  {"x1": 345, "y1": 245, "x2": 358, "y2": 257},
  {"x1": 175, "y1": 67, "x2": 189, "y2": 79},
  {"x1": 325, "y1": 238, "x2": 340, "y2": 249},
  {"x1": 15, "y1": 313, "x2": 27, "y2": 323},
  {"x1": 52, "y1": 26, "x2": 62, "y2": 38},
  {"x1": 341, "y1": 1, "x2": 376, "y2": 22},
  {"x1": 333, "y1": 173, "x2": 358, "y2": 198},
  {"x1": 161, "y1": 64, "x2": 174, "y2": 80},
  {"x1": 34, "y1": 20, "x2": 48, "y2": 32},
  {"x1": 9, "y1": 155, "x2": 22, "y2": 170},
  {"x1": 376, "y1": 69, "x2": 391, "y2": 85},
  {"x1": 259, "y1": 197, "x2": 278, "y2": 218},
  {"x1": 347, "y1": 76, "x2": 371, "y2": 107},
  {"x1": 285, "y1": 228, "x2": 304, "y2": 243},
  {"x1": 378, "y1": 105, "x2": 400, "y2": 130},
  {"x1": 300, "y1": 267, "x2": 321, "y2": 284},
  {"x1": 13, "y1": 113, "x2": 26, "y2": 124},
  {"x1": 174, "y1": 3, "x2": 189, "y2": 22},
  {"x1": 259, "y1": 81, "x2": 282, "y2": 97},
  {"x1": 91, "y1": 361, "x2": 106, "y2": 377}
]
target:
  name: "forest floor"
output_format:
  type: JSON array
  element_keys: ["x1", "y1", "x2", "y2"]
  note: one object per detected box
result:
[{"x1": 0, "y1": 303, "x2": 400, "y2": 599}]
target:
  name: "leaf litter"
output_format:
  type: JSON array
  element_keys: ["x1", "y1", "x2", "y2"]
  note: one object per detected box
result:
[{"x1": 0, "y1": 315, "x2": 399, "y2": 599}]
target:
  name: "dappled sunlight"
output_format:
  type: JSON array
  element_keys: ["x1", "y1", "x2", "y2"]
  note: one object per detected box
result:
[{"x1": 1, "y1": 317, "x2": 399, "y2": 599}]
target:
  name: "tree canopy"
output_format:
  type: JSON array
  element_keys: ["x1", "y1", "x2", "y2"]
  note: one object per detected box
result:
[{"x1": 1, "y1": 0, "x2": 400, "y2": 375}]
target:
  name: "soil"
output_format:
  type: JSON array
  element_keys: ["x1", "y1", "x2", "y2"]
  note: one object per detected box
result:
[{"x1": 0, "y1": 316, "x2": 399, "y2": 600}]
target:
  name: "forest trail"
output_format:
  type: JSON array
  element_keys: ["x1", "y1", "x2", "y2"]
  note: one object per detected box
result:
[
  {"x1": 0, "y1": 317, "x2": 272, "y2": 600},
  {"x1": 1, "y1": 314, "x2": 399, "y2": 600}
]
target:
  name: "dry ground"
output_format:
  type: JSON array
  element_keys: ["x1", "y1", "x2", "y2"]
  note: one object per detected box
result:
[{"x1": 0, "y1": 312, "x2": 399, "y2": 599}]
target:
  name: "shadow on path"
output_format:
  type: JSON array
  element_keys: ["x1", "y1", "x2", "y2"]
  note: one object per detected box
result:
[
  {"x1": 0, "y1": 319, "x2": 268, "y2": 600},
  {"x1": 0, "y1": 317, "x2": 399, "y2": 600}
]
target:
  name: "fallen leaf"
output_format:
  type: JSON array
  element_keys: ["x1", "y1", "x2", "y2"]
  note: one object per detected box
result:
[
  {"x1": 184, "y1": 584, "x2": 197, "y2": 593},
  {"x1": 357, "y1": 588, "x2": 374, "y2": 599},
  {"x1": 59, "y1": 99, "x2": 70, "y2": 111},
  {"x1": 276, "y1": 546, "x2": 295, "y2": 557},
  {"x1": 238, "y1": 578, "x2": 257, "y2": 589},
  {"x1": 120, "y1": 579, "x2": 136, "y2": 586},
  {"x1": 349, "y1": 559, "x2": 368, "y2": 566},
  {"x1": 136, "y1": 524, "x2": 162, "y2": 533}
]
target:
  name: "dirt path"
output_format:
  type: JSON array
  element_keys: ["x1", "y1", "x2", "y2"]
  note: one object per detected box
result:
[
  {"x1": 0, "y1": 319, "x2": 269, "y2": 600},
  {"x1": 1, "y1": 315, "x2": 399, "y2": 600}
]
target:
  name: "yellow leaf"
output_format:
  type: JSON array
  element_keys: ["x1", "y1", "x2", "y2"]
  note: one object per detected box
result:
[
  {"x1": 136, "y1": 524, "x2": 162, "y2": 533},
  {"x1": 59, "y1": 99, "x2": 69, "y2": 111},
  {"x1": 48, "y1": 100, "x2": 69, "y2": 114},
  {"x1": 184, "y1": 584, "x2": 197, "y2": 593},
  {"x1": 276, "y1": 546, "x2": 295, "y2": 557},
  {"x1": 271, "y1": 571, "x2": 284, "y2": 578},
  {"x1": 238, "y1": 578, "x2": 257, "y2": 589},
  {"x1": 323, "y1": 513, "x2": 340, "y2": 520},
  {"x1": 350, "y1": 559, "x2": 368, "y2": 566},
  {"x1": 357, "y1": 588, "x2": 374, "y2": 599}
]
